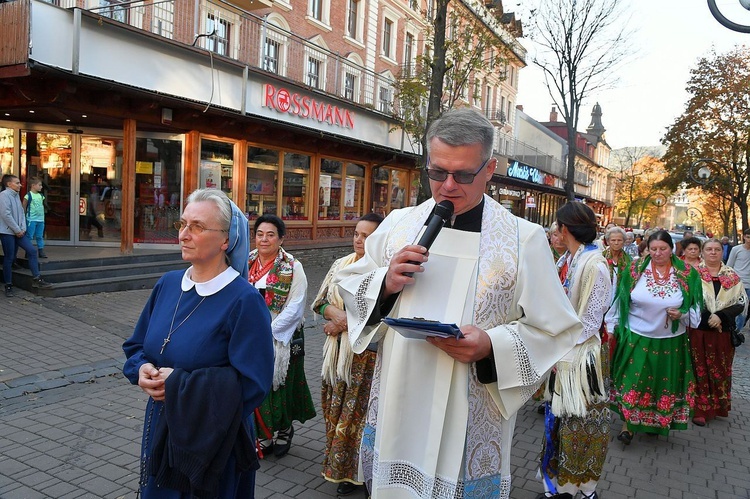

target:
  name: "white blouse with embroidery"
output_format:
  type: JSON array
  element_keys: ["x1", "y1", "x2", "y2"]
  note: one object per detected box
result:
[{"x1": 605, "y1": 264, "x2": 700, "y2": 339}]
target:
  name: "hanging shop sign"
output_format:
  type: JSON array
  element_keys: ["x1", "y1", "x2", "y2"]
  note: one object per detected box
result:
[
  {"x1": 262, "y1": 84, "x2": 355, "y2": 129},
  {"x1": 507, "y1": 160, "x2": 543, "y2": 184}
]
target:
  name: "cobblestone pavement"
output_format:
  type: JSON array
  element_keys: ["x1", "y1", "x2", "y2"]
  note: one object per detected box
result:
[{"x1": 2, "y1": 248, "x2": 750, "y2": 498}]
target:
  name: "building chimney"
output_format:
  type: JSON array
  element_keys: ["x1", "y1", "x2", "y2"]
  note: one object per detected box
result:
[
  {"x1": 550, "y1": 106, "x2": 558, "y2": 122},
  {"x1": 516, "y1": 104, "x2": 524, "y2": 112}
]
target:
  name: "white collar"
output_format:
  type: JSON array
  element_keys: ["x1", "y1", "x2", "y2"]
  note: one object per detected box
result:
[{"x1": 181, "y1": 266, "x2": 239, "y2": 296}]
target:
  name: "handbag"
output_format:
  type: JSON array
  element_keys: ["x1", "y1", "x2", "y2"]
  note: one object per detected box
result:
[
  {"x1": 290, "y1": 325, "x2": 305, "y2": 357},
  {"x1": 730, "y1": 327, "x2": 745, "y2": 348}
]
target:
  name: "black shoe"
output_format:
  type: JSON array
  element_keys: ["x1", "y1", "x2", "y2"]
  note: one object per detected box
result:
[
  {"x1": 274, "y1": 425, "x2": 293, "y2": 457},
  {"x1": 617, "y1": 430, "x2": 633, "y2": 445},
  {"x1": 258, "y1": 438, "x2": 273, "y2": 457},
  {"x1": 537, "y1": 403, "x2": 546, "y2": 415},
  {"x1": 32, "y1": 276, "x2": 52, "y2": 288},
  {"x1": 4, "y1": 284, "x2": 14, "y2": 297},
  {"x1": 38, "y1": 250, "x2": 48, "y2": 259},
  {"x1": 336, "y1": 482, "x2": 361, "y2": 496}
]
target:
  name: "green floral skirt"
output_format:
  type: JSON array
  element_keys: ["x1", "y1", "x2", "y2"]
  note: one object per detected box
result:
[
  {"x1": 610, "y1": 330, "x2": 695, "y2": 435},
  {"x1": 255, "y1": 328, "x2": 316, "y2": 437}
]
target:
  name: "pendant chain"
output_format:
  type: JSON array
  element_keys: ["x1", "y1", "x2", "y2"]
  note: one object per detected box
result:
[{"x1": 160, "y1": 291, "x2": 207, "y2": 354}]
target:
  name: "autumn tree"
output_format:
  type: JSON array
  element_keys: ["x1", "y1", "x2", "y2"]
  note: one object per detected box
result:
[
  {"x1": 610, "y1": 146, "x2": 663, "y2": 228},
  {"x1": 395, "y1": 2, "x2": 514, "y2": 201},
  {"x1": 661, "y1": 46, "x2": 750, "y2": 240},
  {"x1": 529, "y1": 0, "x2": 632, "y2": 200}
]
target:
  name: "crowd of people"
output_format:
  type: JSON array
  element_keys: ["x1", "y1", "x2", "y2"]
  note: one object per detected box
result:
[{"x1": 120, "y1": 108, "x2": 747, "y2": 499}]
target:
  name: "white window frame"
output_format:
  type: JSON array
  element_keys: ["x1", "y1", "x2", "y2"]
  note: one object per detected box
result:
[
  {"x1": 380, "y1": 8, "x2": 399, "y2": 64},
  {"x1": 307, "y1": 0, "x2": 332, "y2": 30},
  {"x1": 304, "y1": 39, "x2": 328, "y2": 90},
  {"x1": 152, "y1": 0, "x2": 174, "y2": 38},
  {"x1": 378, "y1": 85, "x2": 393, "y2": 113},
  {"x1": 345, "y1": 0, "x2": 365, "y2": 44},
  {"x1": 404, "y1": 31, "x2": 416, "y2": 76},
  {"x1": 262, "y1": 15, "x2": 290, "y2": 77},
  {"x1": 342, "y1": 55, "x2": 363, "y2": 102},
  {"x1": 200, "y1": 2, "x2": 240, "y2": 59}
]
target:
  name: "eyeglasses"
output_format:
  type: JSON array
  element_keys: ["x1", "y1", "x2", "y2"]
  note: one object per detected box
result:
[
  {"x1": 426, "y1": 157, "x2": 490, "y2": 184},
  {"x1": 174, "y1": 221, "x2": 228, "y2": 234}
]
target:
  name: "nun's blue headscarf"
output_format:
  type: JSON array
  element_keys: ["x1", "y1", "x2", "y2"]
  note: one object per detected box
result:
[{"x1": 226, "y1": 200, "x2": 250, "y2": 280}]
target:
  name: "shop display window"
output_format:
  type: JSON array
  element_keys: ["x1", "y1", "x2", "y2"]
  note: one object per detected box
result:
[
  {"x1": 344, "y1": 162, "x2": 365, "y2": 220},
  {"x1": 282, "y1": 152, "x2": 310, "y2": 221},
  {"x1": 21, "y1": 132, "x2": 73, "y2": 241},
  {"x1": 0, "y1": 128, "x2": 13, "y2": 175},
  {"x1": 319, "y1": 158, "x2": 342, "y2": 220},
  {"x1": 135, "y1": 137, "x2": 183, "y2": 244},
  {"x1": 200, "y1": 139, "x2": 233, "y2": 193},
  {"x1": 371, "y1": 167, "x2": 410, "y2": 217},
  {"x1": 80, "y1": 136, "x2": 123, "y2": 243},
  {"x1": 247, "y1": 146, "x2": 279, "y2": 219}
]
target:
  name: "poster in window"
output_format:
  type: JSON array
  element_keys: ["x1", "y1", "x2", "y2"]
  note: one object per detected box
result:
[
  {"x1": 344, "y1": 178, "x2": 356, "y2": 208},
  {"x1": 319, "y1": 174, "x2": 331, "y2": 207},
  {"x1": 200, "y1": 161, "x2": 221, "y2": 189}
]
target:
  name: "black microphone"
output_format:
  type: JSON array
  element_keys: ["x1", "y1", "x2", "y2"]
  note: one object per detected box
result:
[{"x1": 404, "y1": 200, "x2": 454, "y2": 277}]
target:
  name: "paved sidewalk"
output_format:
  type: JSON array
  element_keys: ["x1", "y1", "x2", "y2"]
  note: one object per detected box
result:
[{"x1": 1, "y1": 249, "x2": 750, "y2": 498}]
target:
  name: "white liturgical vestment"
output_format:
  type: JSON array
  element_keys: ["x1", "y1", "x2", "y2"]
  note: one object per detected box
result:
[{"x1": 335, "y1": 196, "x2": 581, "y2": 499}]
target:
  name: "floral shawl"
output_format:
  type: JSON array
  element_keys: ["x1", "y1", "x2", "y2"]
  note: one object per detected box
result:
[
  {"x1": 249, "y1": 247, "x2": 295, "y2": 314},
  {"x1": 697, "y1": 262, "x2": 747, "y2": 315},
  {"x1": 602, "y1": 247, "x2": 632, "y2": 284},
  {"x1": 616, "y1": 254, "x2": 703, "y2": 335}
]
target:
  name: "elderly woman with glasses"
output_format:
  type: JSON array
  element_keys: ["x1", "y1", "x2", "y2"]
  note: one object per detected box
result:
[
  {"x1": 249, "y1": 214, "x2": 316, "y2": 458},
  {"x1": 123, "y1": 188, "x2": 274, "y2": 499}
]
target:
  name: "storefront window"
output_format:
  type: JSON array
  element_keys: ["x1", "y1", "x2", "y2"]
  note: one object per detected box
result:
[
  {"x1": 344, "y1": 162, "x2": 365, "y2": 220},
  {"x1": 200, "y1": 139, "x2": 233, "y2": 193},
  {"x1": 0, "y1": 128, "x2": 13, "y2": 175},
  {"x1": 21, "y1": 132, "x2": 73, "y2": 242},
  {"x1": 319, "y1": 158, "x2": 342, "y2": 221},
  {"x1": 282, "y1": 152, "x2": 310, "y2": 221},
  {"x1": 80, "y1": 136, "x2": 123, "y2": 243},
  {"x1": 135, "y1": 137, "x2": 183, "y2": 244},
  {"x1": 247, "y1": 146, "x2": 279, "y2": 219},
  {"x1": 371, "y1": 167, "x2": 389, "y2": 217},
  {"x1": 390, "y1": 169, "x2": 408, "y2": 211}
]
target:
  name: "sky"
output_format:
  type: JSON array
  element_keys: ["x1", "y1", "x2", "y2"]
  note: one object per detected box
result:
[{"x1": 514, "y1": 0, "x2": 750, "y2": 150}]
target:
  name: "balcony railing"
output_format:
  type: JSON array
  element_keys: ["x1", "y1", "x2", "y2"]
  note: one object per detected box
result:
[{"x1": 497, "y1": 131, "x2": 566, "y2": 177}]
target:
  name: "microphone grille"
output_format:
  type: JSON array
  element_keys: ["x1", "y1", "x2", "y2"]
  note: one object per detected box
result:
[{"x1": 435, "y1": 200, "x2": 454, "y2": 220}]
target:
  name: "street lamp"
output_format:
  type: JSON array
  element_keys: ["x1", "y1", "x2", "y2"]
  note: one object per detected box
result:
[
  {"x1": 687, "y1": 207, "x2": 705, "y2": 234},
  {"x1": 688, "y1": 158, "x2": 738, "y2": 243},
  {"x1": 707, "y1": 0, "x2": 750, "y2": 33}
]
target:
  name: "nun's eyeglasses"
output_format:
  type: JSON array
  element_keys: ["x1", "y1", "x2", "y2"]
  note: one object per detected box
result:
[{"x1": 174, "y1": 221, "x2": 228, "y2": 234}]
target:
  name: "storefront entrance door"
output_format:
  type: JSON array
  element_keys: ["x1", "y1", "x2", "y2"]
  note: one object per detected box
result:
[{"x1": 78, "y1": 136, "x2": 123, "y2": 243}]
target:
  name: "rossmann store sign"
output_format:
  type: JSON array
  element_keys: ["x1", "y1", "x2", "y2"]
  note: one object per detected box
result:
[{"x1": 262, "y1": 84, "x2": 354, "y2": 129}]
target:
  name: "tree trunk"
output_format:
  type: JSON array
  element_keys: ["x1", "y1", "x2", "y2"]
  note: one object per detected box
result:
[{"x1": 417, "y1": 0, "x2": 449, "y2": 204}]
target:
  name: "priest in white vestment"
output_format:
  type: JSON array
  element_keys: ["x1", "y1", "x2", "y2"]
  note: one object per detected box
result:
[{"x1": 335, "y1": 109, "x2": 582, "y2": 499}]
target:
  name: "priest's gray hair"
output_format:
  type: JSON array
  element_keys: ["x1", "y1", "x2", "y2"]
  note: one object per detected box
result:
[
  {"x1": 605, "y1": 226, "x2": 626, "y2": 241},
  {"x1": 426, "y1": 108, "x2": 495, "y2": 162},
  {"x1": 186, "y1": 188, "x2": 232, "y2": 231}
]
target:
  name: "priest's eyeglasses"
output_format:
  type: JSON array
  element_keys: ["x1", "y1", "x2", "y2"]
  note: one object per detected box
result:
[
  {"x1": 425, "y1": 157, "x2": 490, "y2": 184},
  {"x1": 174, "y1": 221, "x2": 228, "y2": 234}
]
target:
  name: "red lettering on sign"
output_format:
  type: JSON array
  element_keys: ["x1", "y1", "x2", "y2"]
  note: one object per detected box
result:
[{"x1": 260, "y1": 83, "x2": 355, "y2": 129}]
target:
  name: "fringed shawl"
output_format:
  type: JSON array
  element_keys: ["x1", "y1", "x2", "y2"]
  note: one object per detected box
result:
[
  {"x1": 697, "y1": 263, "x2": 747, "y2": 315},
  {"x1": 249, "y1": 248, "x2": 295, "y2": 314},
  {"x1": 616, "y1": 254, "x2": 703, "y2": 335},
  {"x1": 602, "y1": 247, "x2": 632, "y2": 284}
]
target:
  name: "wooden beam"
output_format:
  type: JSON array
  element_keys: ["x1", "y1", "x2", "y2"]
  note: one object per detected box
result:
[
  {"x1": 184, "y1": 131, "x2": 200, "y2": 200},
  {"x1": 121, "y1": 118, "x2": 136, "y2": 254}
]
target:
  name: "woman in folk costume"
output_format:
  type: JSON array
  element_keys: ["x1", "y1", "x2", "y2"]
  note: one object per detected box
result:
[
  {"x1": 548, "y1": 222, "x2": 567, "y2": 263},
  {"x1": 312, "y1": 213, "x2": 384, "y2": 496},
  {"x1": 602, "y1": 226, "x2": 631, "y2": 294},
  {"x1": 538, "y1": 202, "x2": 612, "y2": 499},
  {"x1": 249, "y1": 214, "x2": 315, "y2": 458},
  {"x1": 606, "y1": 230, "x2": 702, "y2": 445},
  {"x1": 690, "y1": 239, "x2": 747, "y2": 426}
]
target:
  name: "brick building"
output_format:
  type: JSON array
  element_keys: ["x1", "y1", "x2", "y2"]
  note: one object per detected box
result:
[{"x1": 0, "y1": 0, "x2": 524, "y2": 250}]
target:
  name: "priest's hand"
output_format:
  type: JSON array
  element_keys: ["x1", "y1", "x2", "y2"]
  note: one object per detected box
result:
[
  {"x1": 383, "y1": 244, "x2": 427, "y2": 297},
  {"x1": 427, "y1": 325, "x2": 492, "y2": 363},
  {"x1": 138, "y1": 363, "x2": 166, "y2": 401}
]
